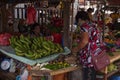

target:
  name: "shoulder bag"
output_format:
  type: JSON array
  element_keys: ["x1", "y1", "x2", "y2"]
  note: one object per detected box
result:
[{"x1": 91, "y1": 50, "x2": 110, "y2": 71}]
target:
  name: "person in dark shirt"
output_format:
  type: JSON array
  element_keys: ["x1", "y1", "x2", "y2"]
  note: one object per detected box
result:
[
  {"x1": 30, "y1": 23, "x2": 53, "y2": 40},
  {"x1": 30, "y1": 23, "x2": 43, "y2": 37}
]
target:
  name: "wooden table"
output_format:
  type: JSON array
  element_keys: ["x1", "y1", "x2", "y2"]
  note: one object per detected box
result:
[
  {"x1": 30, "y1": 66, "x2": 80, "y2": 80},
  {"x1": 30, "y1": 66, "x2": 79, "y2": 76},
  {"x1": 29, "y1": 51, "x2": 120, "y2": 80}
]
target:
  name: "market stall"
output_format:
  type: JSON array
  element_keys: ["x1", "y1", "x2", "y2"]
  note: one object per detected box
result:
[
  {"x1": 0, "y1": 0, "x2": 120, "y2": 80},
  {"x1": 0, "y1": 0, "x2": 77, "y2": 80}
]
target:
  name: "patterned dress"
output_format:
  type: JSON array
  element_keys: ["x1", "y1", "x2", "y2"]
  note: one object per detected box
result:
[{"x1": 78, "y1": 22, "x2": 103, "y2": 68}]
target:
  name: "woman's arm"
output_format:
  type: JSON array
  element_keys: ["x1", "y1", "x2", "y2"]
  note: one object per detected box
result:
[{"x1": 72, "y1": 32, "x2": 89, "y2": 53}]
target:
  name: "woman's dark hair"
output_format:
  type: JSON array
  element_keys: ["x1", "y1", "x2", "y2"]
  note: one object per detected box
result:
[
  {"x1": 30, "y1": 23, "x2": 41, "y2": 34},
  {"x1": 31, "y1": 23, "x2": 40, "y2": 30},
  {"x1": 87, "y1": 8, "x2": 94, "y2": 12},
  {"x1": 75, "y1": 11, "x2": 90, "y2": 24}
]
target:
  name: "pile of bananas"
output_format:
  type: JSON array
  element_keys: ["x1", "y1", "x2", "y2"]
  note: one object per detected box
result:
[{"x1": 9, "y1": 35, "x2": 64, "y2": 60}]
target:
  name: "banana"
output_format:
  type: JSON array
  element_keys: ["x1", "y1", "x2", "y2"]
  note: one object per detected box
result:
[
  {"x1": 14, "y1": 47, "x2": 23, "y2": 53},
  {"x1": 24, "y1": 37, "x2": 31, "y2": 44},
  {"x1": 22, "y1": 45, "x2": 29, "y2": 51},
  {"x1": 54, "y1": 47, "x2": 59, "y2": 53},
  {"x1": 10, "y1": 36, "x2": 17, "y2": 45},
  {"x1": 9, "y1": 38, "x2": 13, "y2": 44},
  {"x1": 56, "y1": 44, "x2": 64, "y2": 52},
  {"x1": 20, "y1": 39, "x2": 29, "y2": 44},
  {"x1": 33, "y1": 39, "x2": 38, "y2": 45},
  {"x1": 36, "y1": 49, "x2": 42, "y2": 53},
  {"x1": 37, "y1": 49, "x2": 45, "y2": 57},
  {"x1": 34, "y1": 53, "x2": 39, "y2": 59},
  {"x1": 43, "y1": 45, "x2": 50, "y2": 51},
  {"x1": 25, "y1": 53, "x2": 36, "y2": 59},
  {"x1": 20, "y1": 34, "x2": 24, "y2": 40},
  {"x1": 15, "y1": 41, "x2": 22, "y2": 47},
  {"x1": 24, "y1": 50, "x2": 35, "y2": 59},
  {"x1": 31, "y1": 44, "x2": 38, "y2": 50},
  {"x1": 26, "y1": 44, "x2": 30, "y2": 49},
  {"x1": 38, "y1": 53, "x2": 42, "y2": 58},
  {"x1": 42, "y1": 41, "x2": 51, "y2": 50},
  {"x1": 16, "y1": 52, "x2": 25, "y2": 56},
  {"x1": 38, "y1": 37, "x2": 43, "y2": 42},
  {"x1": 39, "y1": 37, "x2": 45, "y2": 42}
]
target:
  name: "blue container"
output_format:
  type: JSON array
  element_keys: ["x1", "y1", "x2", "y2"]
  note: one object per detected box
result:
[
  {"x1": 110, "y1": 76, "x2": 120, "y2": 80},
  {"x1": 16, "y1": 75, "x2": 21, "y2": 80}
]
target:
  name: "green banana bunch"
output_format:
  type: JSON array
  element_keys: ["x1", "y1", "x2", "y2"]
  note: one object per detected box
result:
[
  {"x1": 14, "y1": 47, "x2": 25, "y2": 56},
  {"x1": 31, "y1": 44, "x2": 38, "y2": 50},
  {"x1": 42, "y1": 41, "x2": 51, "y2": 51},
  {"x1": 10, "y1": 35, "x2": 64, "y2": 60},
  {"x1": 16, "y1": 52, "x2": 25, "y2": 56},
  {"x1": 56, "y1": 43, "x2": 64, "y2": 53},
  {"x1": 19, "y1": 35, "x2": 31, "y2": 45},
  {"x1": 14, "y1": 40, "x2": 23, "y2": 47},
  {"x1": 9, "y1": 36, "x2": 18, "y2": 48}
]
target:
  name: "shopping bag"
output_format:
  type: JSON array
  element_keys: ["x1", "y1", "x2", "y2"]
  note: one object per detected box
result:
[{"x1": 91, "y1": 50, "x2": 110, "y2": 71}]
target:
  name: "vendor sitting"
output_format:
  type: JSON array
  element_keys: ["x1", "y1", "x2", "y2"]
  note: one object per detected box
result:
[
  {"x1": 30, "y1": 23, "x2": 54, "y2": 41},
  {"x1": 30, "y1": 23, "x2": 43, "y2": 37},
  {"x1": 30, "y1": 23, "x2": 62, "y2": 45}
]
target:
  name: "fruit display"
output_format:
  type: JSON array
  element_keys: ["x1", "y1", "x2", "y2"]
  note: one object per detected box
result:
[
  {"x1": 107, "y1": 63, "x2": 118, "y2": 73},
  {"x1": 104, "y1": 30, "x2": 120, "y2": 56},
  {"x1": 43, "y1": 61, "x2": 71, "y2": 70},
  {"x1": 115, "y1": 31, "x2": 120, "y2": 39},
  {"x1": 9, "y1": 34, "x2": 64, "y2": 60}
]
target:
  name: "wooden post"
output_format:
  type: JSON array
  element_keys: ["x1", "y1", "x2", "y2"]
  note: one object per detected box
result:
[
  {"x1": 0, "y1": 8, "x2": 2, "y2": 33},
  {"x1": 70, "y1": 2, "x2": 74, "y2": 50},
  {"x1": 62, "y1": 1, "x2": 71, "y2": 48},
  {"x1": 1, "y1": 4, "x2": 8, "y2": 32},
  {"x1": 0, "y1": 3, "x2": 16, "y2": 33}
]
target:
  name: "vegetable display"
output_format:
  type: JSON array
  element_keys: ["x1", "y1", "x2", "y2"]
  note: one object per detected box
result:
[{"x1": 43, "y1": 61, "x2": 70, "y2": 70}]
